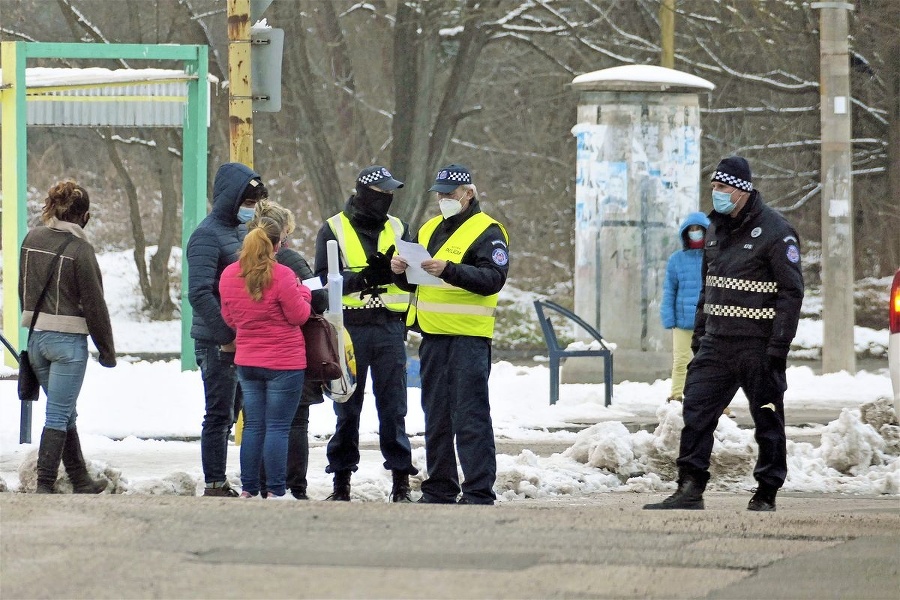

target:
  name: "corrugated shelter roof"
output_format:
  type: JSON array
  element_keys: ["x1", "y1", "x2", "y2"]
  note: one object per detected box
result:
[{"x1": 0, "y1": 67, "x2": 218, "y2": 127}]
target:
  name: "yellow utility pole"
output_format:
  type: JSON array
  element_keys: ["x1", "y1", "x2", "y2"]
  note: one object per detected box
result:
[
  {"x1": 228, "y1": 0, "x2": 253, "y2": 167},
  {"x1": 660, "y1": 0, "x2": 675, "y2": 69}
]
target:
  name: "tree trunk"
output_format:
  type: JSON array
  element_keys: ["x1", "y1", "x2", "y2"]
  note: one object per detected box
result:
[
  {"x1": 103, "y1": 132, "x2": 151, "y2": 303},
  {"x1": 148, "y1": 132, "x2": 178, "y2": 319},
  {"x1": 391, "y1": 1, "x2": 440, "y2": 227},
  {"x1": 318, "y1": 1, "x2": 373, "y2": 164},
  {"x1": 280, "y1": 4, "x2": 345, "y2": 217}
]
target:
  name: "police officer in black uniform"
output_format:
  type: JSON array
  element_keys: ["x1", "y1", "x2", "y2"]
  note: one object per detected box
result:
[
  {"x1": 644, "y1": 156, "x2": 804, "y2": 512},
  {"x1": 314, "y1": 166, "x2": 418, "y2": 502},
  {"x1": 392, "y1": 164, "x2": 510, "y2": 505}
]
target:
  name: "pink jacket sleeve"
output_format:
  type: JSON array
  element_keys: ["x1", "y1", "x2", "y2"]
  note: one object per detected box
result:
[{"x1": 276, "y1": 269, "x2": 312, "y2": 326}]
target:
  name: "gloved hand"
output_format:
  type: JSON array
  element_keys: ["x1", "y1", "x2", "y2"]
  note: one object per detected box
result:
[
  {"x1": 360, "y1": 245, "x2": 395, "y2": 287},
  {"x1": 768, "y1": 355, "x2": 787, "y2": 373},
  {"x1": 367, "y1": 245, "x2": 395, "y2": 271}
]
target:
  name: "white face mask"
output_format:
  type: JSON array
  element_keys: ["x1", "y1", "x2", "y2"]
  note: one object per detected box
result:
[{"x1": 439, "y1": 198, "x2": 463, "y2": 219}]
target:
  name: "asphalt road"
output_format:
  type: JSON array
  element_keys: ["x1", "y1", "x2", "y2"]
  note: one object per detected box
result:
[{"x1": 1, "y1": 492, "x2": 897, "y2": 599}]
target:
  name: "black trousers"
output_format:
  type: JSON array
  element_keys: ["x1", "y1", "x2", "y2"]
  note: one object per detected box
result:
[
  {"x1": 419, "y1": 334, "x2": 496, "y2": 503},
  {"x1": 325, "y1": 319, "x2": 415, "y2": 475},
  {"x1": 677, "y1": 335, "x2": 788, "y2": 488}
]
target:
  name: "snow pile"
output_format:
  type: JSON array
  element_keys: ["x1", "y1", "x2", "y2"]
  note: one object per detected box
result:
[{"x1": 492, "y1": 399, "x2": 900, "y2": 501}]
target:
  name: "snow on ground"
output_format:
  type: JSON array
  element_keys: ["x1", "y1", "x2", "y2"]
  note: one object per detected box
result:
[{"x1": 1, "y1": 249, "x2": 897, "y2": 500}]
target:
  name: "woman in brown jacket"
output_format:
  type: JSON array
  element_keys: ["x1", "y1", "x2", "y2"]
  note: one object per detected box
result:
[{"x1": 18, "y1": 180, "x2": 116, "y2": 494}]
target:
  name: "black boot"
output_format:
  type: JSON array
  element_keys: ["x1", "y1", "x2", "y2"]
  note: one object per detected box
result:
[
  {"x1": 35, "y1": 428, "x2": 67, "y2": 494},
  {"x1": 326, "y1": 470, "x2": 351, "y2": 501},
  {"x1": 643, "y1": 469, "x2": 709, "y2": 510},
  {"x1": 62, "y1": 427, "x2": 108, "y2": 494},
  {"x1": 390, "y1": 471, "x2": 413, "y2": 503},
  {"x1": 747, "y1": 482, "x2": 778, "y2": 512}
]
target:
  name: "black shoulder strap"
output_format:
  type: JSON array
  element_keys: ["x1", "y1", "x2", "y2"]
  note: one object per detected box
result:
[{"x1": 27, "y1": 236, "x2": 77, "y2": 336}]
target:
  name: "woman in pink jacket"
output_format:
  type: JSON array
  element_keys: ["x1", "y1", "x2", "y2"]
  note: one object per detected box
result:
[{"x1": 219, "y1": 216, "x2": 312, "y2": 499}]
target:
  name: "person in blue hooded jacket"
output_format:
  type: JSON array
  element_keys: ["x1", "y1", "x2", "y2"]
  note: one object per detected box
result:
[
  {"x1": 660, "y1": 211, "x2": 710, "y2": 403},
  {"x1": 187, "y1": 162, "x2": 268, "y2": 497}
]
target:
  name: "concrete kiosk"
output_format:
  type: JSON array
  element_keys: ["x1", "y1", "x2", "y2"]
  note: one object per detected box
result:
[{"x1": 568, "y1": 65, "x2": 714, "y2": 385}]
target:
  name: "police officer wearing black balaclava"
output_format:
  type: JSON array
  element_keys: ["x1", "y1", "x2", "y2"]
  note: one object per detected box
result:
[
  {"x1": 644, "y1": 156, "x2": 804, "y2": 512},
  {"x1": 314, "y1": 166, "x2": 418, "y2": 502}
]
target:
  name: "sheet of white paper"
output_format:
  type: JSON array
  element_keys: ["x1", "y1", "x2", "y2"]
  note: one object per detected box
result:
[
  {"x1": 396, "y1": 239, "x2": 444, "y2": 286},
  {"x1": 301, "y1": 277, "x2": 324, "y2": 290}
]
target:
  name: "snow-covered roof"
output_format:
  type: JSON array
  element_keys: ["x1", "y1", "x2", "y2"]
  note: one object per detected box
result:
[
  {"x1": 0, "y1": 67, "x2": 217, "y2": 127},
  {"x1": 572, "y1": 65, "x2": 715, "y2": 92},
  {"x1": 0, "y1": 66, "x2": 219, "y2": 88}
]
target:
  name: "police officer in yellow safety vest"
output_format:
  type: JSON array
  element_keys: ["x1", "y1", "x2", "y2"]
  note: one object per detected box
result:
[
  {"x1": 392, "y1": 164, "x2": 510, "y2": 505},
  {"x1": 314, "y1": 165, "x2": 417, "y2": 503}
]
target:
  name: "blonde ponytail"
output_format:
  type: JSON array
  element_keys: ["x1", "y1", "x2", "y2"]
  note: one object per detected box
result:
[{"x1": 239, "y1": 216, "x2": 281, "y2": 301}]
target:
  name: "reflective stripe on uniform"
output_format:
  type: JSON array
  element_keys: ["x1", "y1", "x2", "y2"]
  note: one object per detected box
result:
[
  {"x1": 407, "y1": 213, "x2": 507, "y2": 338},
  {"x1": 408, "y1": 297, "x2": 496, "y2": 317},
  {"x1": 706, "y1": 275, "x2": 778, "y2": 294},
  {"x1": 326, "y1": 213, "x2": 410, "y2": 312},
  {"x1": 704, "y1": 304, "x2": 776, "y2": 320}
]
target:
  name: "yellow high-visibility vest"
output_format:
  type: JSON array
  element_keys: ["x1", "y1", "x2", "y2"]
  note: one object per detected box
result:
[
  {"x1": 407, "y1": 212, "x2": 508, "y2": 338},
  {"x1": 326, "y1": 213, "x2": 410, "y2": 312}
]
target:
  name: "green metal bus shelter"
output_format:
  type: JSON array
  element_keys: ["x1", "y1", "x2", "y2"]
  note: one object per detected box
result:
[{"x1": 1, "y1": 42, "x2": 209, "y2": 377}]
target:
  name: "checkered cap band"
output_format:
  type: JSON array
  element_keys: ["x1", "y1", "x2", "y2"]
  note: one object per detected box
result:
[
  {"x1": 711, "y1": 171, "x2": 752, "y2": 192},
  {"x1": 704, "y1": 304, "x2": 776, "y2": 320},
  {"x1": 358, "y1": 167, "x2": 393, "y2": 186},
  {"x1": 707, "y1": 276, "x2": 777, "y2": 294},
  {"x1": 437, "y1": 169, "x2": 471, "y2": 185}
]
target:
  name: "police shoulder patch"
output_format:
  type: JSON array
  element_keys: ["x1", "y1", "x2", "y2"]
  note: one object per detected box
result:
[
  {"x1": 786, "y1": 244, "x2": 800, "y2": 263},
  {"x1": 491, "y1": 248, "x2": 509, "y2": 266}
]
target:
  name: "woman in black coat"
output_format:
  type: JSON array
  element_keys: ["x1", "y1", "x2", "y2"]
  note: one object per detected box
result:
[{"x1": 251, "y1": 200, "x2": 328, "y2": 499}]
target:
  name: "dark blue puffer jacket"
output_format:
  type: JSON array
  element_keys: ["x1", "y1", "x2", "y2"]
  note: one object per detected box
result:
[
  {"x1": 187, "y1": 162, "x2": 261, "y2": 344},
  {"x1": 660, "y1": 211, "x2": 710, "y2": 330}
]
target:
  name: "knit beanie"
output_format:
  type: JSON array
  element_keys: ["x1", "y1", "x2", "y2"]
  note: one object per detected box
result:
[{"x1": 710, "y1": 156, "x2": 753, "y2": 192}]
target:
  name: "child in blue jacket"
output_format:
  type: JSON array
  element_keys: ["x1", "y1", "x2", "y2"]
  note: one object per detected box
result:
[{"x1": 660, "y1": 212, "x2": 710, "y2": 402}]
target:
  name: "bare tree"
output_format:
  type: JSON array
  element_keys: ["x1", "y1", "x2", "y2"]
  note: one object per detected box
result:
[{"x1": 3, "y1": 0, "x2": 896, "y2": 320}]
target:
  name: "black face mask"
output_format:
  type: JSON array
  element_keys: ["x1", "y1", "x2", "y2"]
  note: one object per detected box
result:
[{"x1": 350, "y1": 185, "x2": 394, "y2": 225}]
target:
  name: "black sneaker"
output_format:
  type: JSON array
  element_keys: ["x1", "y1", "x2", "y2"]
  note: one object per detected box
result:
[
  {"x1": 203, "y1": 482, "x2": 239, "y2": 497},
  {"x1": 325, "y1": 489, "x2": 351, "y2": 501},
  {"x1": 457, "y1": 497, "x2": 494, "y2": 506},
  {"x1": 747, "y1": 485, "x2": 777, "y2": 512},
  {"x1": 291, "y1": 490, "x2": 309, "y2": 500},
  {"x1": 325, "y1": 470, "x2": 352, "y2": 501},
  {"x1": 390, "y1": 471, "x2": 413, "y2": 503},
  {"x1": 417, "y1": 495, "x2": 457, "y2": 504}
]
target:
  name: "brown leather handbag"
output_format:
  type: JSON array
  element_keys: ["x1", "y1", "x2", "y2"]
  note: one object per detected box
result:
[{"x1": 301, "y1": 314, "x2": 342, "y2": 382}]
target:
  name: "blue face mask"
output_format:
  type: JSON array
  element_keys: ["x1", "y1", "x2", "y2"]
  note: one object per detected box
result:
[
  {"x1": 237, "y1": 206, "x2": 255, "y2": 223},
  {"x1": 712, "y1": 190, "x2": 736, "y2": 214},
  {"x1": 687, "y1": 229, "x2": 705, "y2": 242}
]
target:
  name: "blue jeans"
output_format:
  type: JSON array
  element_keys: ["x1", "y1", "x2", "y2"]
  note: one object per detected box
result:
[
  {"x1": 237, "y1": 366, "x2": 304, "y2": 496},
  {"x1": 195, "y1": 340, "x2": 240, "y2": 484},
  {"x1": 28, "y1": 331, "x2": 88, "y2": 432}
]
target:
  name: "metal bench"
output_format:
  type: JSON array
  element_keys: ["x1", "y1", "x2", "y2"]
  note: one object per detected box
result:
[{"x1": 533, "y1": 300, "x2": 614, "y2": 407}]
